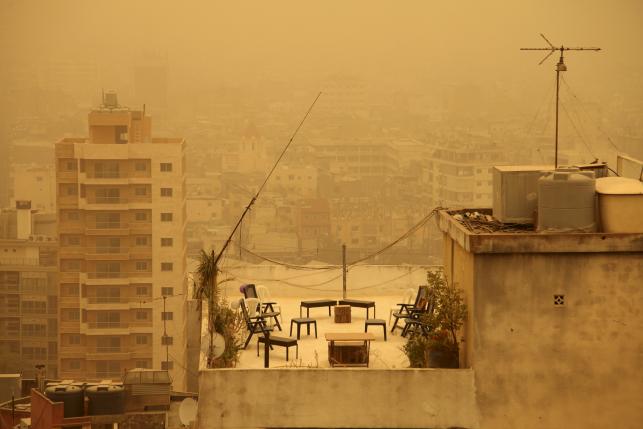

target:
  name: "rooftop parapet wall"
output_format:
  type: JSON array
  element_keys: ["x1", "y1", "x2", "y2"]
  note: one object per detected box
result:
[
  {"x1": 438, "y1": 210, "x2": 643, "y2": 254},
  {"x1": 198, "y1": 368, "x2": 479, "y2": 429}
]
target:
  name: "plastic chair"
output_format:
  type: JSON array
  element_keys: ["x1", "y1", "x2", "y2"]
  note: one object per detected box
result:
[{"x1": 256, "y1": 285, "x2": 282, "y2": 323}]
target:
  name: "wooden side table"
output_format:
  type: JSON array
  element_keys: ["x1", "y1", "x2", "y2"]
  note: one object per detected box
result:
[{"x1": 334, "y1": 305, "x2": 351, "y2": 323}]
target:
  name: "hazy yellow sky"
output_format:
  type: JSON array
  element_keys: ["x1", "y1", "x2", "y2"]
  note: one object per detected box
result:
[{"x1": 1, "y1": 0, "x2": 642, "y2": 114}]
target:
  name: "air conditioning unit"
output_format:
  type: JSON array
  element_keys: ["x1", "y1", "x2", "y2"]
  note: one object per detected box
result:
[{"x1": 492, "y1": 165, "x2": 554, "y2": 224}]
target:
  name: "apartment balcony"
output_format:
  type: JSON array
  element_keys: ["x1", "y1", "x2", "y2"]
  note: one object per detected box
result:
[
  {"x1": 86, "y1": 348, "x2": 131, "y2": 361},
  {"x1": 57, "y1": 171, "x2": 78, "y2": 183},
  {"x1": 58, "y1": 196, "x2": 79, "y2": 209},
  {"x1": 60, "y1": 296, "x2": 80, "y2": 307},
  {"x1": 85, "y1": 272, "x2": 152, "y2": 285},
  {"x1": 129, "y1": 321, "x2": 154, "y2": 333},
  {"x1": 59, "y1": 346, "x2": 86, "y2": 358},
  {"x1": 83, "y1": 296, "x2": 130, "y2": 310},
  {"x1": 129, "y1": 222, "x2": 152, "y2": 235},
  {"x1": 60, "y1": 321, "x2": 81, "y2": 332},
  {"x1": 130, "y1": 247, "x2": 152, "y2": 259},
  {"x1": 59, "y1": 223, "x2": 84, "y2": 234},
  {"x1": 82, "y1": 321, "x2": 130, "y2": 335},
  {"x1": 85, "y1": 247, "x2": 130, "y2": 261},
  {"x1": 85, "y1": 223, "x2": 130, "y2": 236},
  {"x1": 59, "y1": 247, "x2": 85, "y2": 259},
  {"x1": 82, "y1": 174, "x2": 129, "y2": 186},
  {"x1": 0, "y1": 331, "x2": 19, "y2": 340},
  {"x1": 60, "y1": 272, "x2": 80, "y2": 282},
  {"x1": 131, "y1": 348, "x2": 153, "y2": 359},
  {"x1": 80, "y1": 196, "x2": 129, "y2": 211},
  {"x1": 0, "y1": 257, "x2": 40, "y2": 268}
]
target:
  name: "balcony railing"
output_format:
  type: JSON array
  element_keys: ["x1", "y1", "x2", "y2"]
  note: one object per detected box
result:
[
  {"x1": 87, "y1": 322, "x2": 128, "y2": 329},
  {"x1": 87, "y1": 296, "x2": 138, "y2": 304},
  {"x1": 90, "y1": 247, "x2": 129, "y2": 255},
  {"x1": 87, "y1": 196, "x2": 127, "y2": 204},
  {"x1": 0, "y1": 258, "x2": 39, "y2": 266},
  {"x1": 95, "y1": 222, "x2": 125, "y2": 229},
  {"x1": 95, "y1": 346, "x2": 122, "y2": 353},
  {"x1": 87, "y1": 272, "x2": 151, "y2": 279}
]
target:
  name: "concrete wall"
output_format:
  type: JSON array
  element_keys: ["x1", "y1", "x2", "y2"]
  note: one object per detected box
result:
[
  {"x1": 438, "y1": 208, "x2": 643, "y2": 429},
  {"x1": 468, "y1": 251, "x2": 643, "y2": 429},
  {"x1": 197, "y1": 368, "x2": 479, "y2": 429},
  {"x1": 218, "y1": 263, "x2": 436, "y2": 299}
]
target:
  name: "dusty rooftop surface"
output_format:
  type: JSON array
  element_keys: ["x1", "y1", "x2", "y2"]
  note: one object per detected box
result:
[{"x1": 233, "y1": 295, "x2": 412, "y2": 369}]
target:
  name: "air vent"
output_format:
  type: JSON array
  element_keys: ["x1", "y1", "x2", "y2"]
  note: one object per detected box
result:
[{"x1": 553, "y1": 294, "x2": 565, "y2": 307}]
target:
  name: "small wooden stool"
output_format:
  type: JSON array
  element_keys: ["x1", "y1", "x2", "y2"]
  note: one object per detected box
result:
[
  {"x1": 334, "y1": 305, "x2": 351, "y2": 323},
  {"x1": 290, "y1": 318, "x2": 318, "y2": 340},
  {"x1": 365, "y1": 319, "x2": 387, "y2": 341}
]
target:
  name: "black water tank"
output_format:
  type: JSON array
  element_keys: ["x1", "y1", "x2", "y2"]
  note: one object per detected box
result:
[
  {"x1": 86, "y1": 385, "x2": 125, "y2": 415},
  {"x1": 44, "y1": 385, "x2": 84, "y2": 417}
]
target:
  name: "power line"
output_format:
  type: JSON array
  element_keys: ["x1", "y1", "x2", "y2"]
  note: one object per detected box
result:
[
  {"x1": 347, "y1": 207, "x2": 443, "y2": 266},
  {"x1": 240, "y1": 246, "x2": 338, "y2": 270}
]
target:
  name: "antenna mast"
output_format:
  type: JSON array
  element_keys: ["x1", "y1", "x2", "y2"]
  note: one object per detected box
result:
[{"x1": 521, "y1": 34, "x2": 600, "y2": 167}]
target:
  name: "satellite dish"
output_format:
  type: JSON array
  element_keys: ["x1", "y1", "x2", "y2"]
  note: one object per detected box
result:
[
  {"x1": 178, "y1": 397, "x2": 198, "y2": 426},
  {"x1": 200, "y1": 333, "x2": 226, "y2": 360}
]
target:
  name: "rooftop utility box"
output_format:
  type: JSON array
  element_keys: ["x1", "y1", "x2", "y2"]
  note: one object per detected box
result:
[
  {"x1": 492, "y1": 165, "x2": 554, "y2": 224},
  {"x1": 575, "y1": 162, "x2": 609, "y2": 178}
]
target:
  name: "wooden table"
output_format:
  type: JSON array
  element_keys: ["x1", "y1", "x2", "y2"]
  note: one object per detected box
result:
[{"x1": 325, "y1": 332, "x2": 375, "y2": 367}]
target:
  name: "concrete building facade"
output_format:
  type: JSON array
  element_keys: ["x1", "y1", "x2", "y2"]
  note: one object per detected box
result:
[
  {"x1": 55, "y1": 95, "x2": 188, "y2": 389},
  {"x1": 0, "y1": 201, "x2": 58, "y2": 379}
]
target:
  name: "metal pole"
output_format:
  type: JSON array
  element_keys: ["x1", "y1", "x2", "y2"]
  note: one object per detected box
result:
[
  {"x1": 264, "y1": 330, "x2": 270, "y2": 368},
  {"x1": 555, "y1": 60, "x2": 560, "y2": 168},
  {"x1": 342, "y1": 244, "x2": 347, "y2": 299}
]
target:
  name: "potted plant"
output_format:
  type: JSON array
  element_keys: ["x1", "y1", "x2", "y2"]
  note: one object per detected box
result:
[
  {"x1": 194, "y1": 249, "x2": 244, "y2": 368},
  {"x1": 402, "y1": 270, "x2": 467, "y2": 368}
]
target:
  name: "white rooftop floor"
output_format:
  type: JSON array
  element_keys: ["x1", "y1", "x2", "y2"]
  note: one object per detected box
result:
[{"x1": 235, "y1": 295, "x2": 412, "y2": 369}]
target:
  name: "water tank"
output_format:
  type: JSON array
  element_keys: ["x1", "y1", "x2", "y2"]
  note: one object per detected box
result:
[
  {"x1": 537, "y1": 167, "x2": 596, "y2": 232},
  {"x1": 86, "y1": 384, "x2": 125, "y2": 415},
  {"x1": 595, "y1": 177, "x2": 643, "y2": 233},
  {"x1": 44, "y1": 385, "x2": 84, "y2": 418}
]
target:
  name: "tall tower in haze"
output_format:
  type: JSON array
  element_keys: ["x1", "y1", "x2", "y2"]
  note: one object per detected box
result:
[{"x1": 55, "y1": 92, "x2": 187, "y2": 388}]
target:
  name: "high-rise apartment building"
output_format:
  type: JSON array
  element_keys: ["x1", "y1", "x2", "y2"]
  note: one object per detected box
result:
[
  {"x1": 0, "y1": 201, "x2": 58, "y2": 378},
  {"x1": 55, "y1": 93, "x2": 187, "y2": 388}
]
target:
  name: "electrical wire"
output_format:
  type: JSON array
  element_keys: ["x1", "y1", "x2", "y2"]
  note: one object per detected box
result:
[
  {"x1": 240, "y1": 246, "x2": 339, "y2": 270},
  {"x1": 347, "y1": 207, "x2": 443, "y2": 266}
]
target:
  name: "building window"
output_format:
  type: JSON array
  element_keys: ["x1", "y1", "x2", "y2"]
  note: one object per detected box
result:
[
  {"x1": 136, "y1": 311, "x2": 148, "y2": 320},
  {"x1": 135, "y1": 162, "x2": 147, "y2": 171},
  {"x1": 135, "y1": 212, "x2": 148, "y2": 221},
  {"x1": 66, "y1": 185, "x2": 78, "y2": 196},
  {"x1": 135, "y1": 187, "x2": 148, "y2": 196},
  {"x1": 161, "y1": 262, "x2": 173, "y2": 272},
  {"x1": 160, "y1": 188, "x2": 173, "y2": 197},
  {"x1": 135, "y1": 236, "x2": 149, "y2": 246},
  {"x1": 68, "y1": 211, "x2": 79, "y2": 220},
  {"x1": 161, "y1": 361, "x2": 173, "y2": 370},
  {"x1": 135, "y1": 360, "x2": 150, "y2": 369},
  {"x1": 136, "y1": 261, "x2": 149, "y2": 271},
  {"x1": 66, "y1": 161, "x2": 76, "y2": 171},
  {"x1": 66, "y1": 309, "x2": 80, "y2": 321},
  {"x1": 161, "y1": 335, "x2": 173, "y2": 346},
  {"x1": 136, "y1": 286, "x2": 149, "y2": 296},
  {"x1": 161, "y1": 312, "x2": 173, "y2": 321},
  {"x1": 161, "y1": 213, "x2": 173, "y2": 222},
  {"x1": 69, "y1": 360, "x2": 81, "y2": 370},
  {"x1": 67, "y1": 236, "x2": 81, "y2": 246},
  {"x1": 135, "y1": 335, "x2": 148, "y2": 345},
  {"x1": 161, "y1": 238, "x2": 173, "y2": 247},
  {"x1": 160, "y1": 163, "x2": 173, "y2": 172},
  {"x1": 161, "y1": 287, "x2": 174, "y2": 296}
]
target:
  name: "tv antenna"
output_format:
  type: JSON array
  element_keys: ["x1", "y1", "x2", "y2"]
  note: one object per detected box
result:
[{"x1": 521, "y1": 34, "x2": 600, "y2": 167}]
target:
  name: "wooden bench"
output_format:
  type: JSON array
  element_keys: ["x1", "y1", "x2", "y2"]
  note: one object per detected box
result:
[
  {"x1": 257, "y1": 335, "x2": 298, "y2": 361},
  {"x1": 338, "y1": 299, "x2": 376, "y2": 319},
  {"x1": 300, "y1": 299, "x2": 338, "y2": 317}
]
